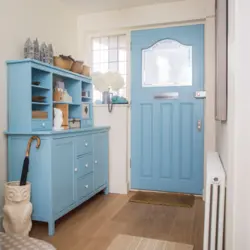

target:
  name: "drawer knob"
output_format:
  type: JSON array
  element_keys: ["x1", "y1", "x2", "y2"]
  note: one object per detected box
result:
[
  {"x1": 85, "y1": 185, "x2": 89, "y2": 188},
  {"x1": 42, "y1": 122, "x2": 45, "y2": 127},
  {"x1": 74, "y1": 168, "x2": 78, "y2": 172},
  {"x1": 94, "y1": 160, "x2": 98, "y2": 164},
  {"x1": 85, "y1": 164, "x2": 88, "y2": 168},
  {"x1": 85, "y1": 143, "x2": 88, "y2": 147}
]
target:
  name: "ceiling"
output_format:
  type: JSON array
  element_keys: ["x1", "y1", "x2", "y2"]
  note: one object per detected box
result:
[{"x1": 62, "y1": 0, "x2": 182, "y2": 14}]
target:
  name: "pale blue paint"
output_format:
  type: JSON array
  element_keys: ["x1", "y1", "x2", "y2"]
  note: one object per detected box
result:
[
  {"x1": 131, "y1": 24, "x2": 204, "y2": 195},
  {"x1": 7, "y1": 130, "x2": 109, "y2": 236},
  {"x1": 7, "y1": 59, "x2": 93, "y2": 132},
  {"x1": 6, "y1": 59, "x2": 110, "y2": 236}
]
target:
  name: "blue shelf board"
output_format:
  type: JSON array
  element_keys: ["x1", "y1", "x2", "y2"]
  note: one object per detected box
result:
[
  {"x1": 82, "y1": 96, "x2": 92, "y2": 100},
  {"x1": 32, "y1": 85, "x2": 50, "y2": 90},
  {"x1": 6, "y1": 59, "x2": 91, "y2": 83},
  {"x1": 53, "y1": 101, "x2": 81, "y2": 106},
  {"x1": 32, "y1": 102, "x2": 50, "y2": 105}
]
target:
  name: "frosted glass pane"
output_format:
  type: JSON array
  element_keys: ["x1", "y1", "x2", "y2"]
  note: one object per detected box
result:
[
  {"x1": 100, "y1": 63, "x2": 108, "y2": 73},
  {"x1": 101, "y1": 50, "x2": 108, "y2": 62},
  {"x1": 118, "y1": 35, "x2": 126, "y2": 48},
  {"x1": 93, "y1": 51, "x2": 100, "y2": 63},
  {"x1": 109, "y1": 62, "x2": 118, "y2": 72},
  {"x1": 119, "y1": 62, "x2": 126, "y2": 75},
  {"x1": 93, "y1": 63, "x2": 101, "y2": 72},
  {"x1": 92, "y1": 38, "x2": 100, "y2": 50},
  {"x1": 119, "y1": 49, "x2": 126, "y2": 61},
  {"x1": 119, "y1": 87, "x2": 126, "y2": 97},
  {"x1": 142, "y1": 40, "x2": 192, "y2": 87},
  {"x1": 121, "y1": 75, "x2": 127, "y2": 83},
  {"x1": 109, "y1": 36, "x2": 118, "y2": 49},
  {"x1": 101, "y1": 37, "x2": 108, "y2": 50},
  {"x1": 109, "y1": 49, "x2": 118, "y2": 62}
]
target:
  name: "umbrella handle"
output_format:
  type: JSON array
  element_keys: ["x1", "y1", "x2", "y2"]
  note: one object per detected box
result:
[{"x1": 25, "y1": 136, "x2": 41, "y2": 157}]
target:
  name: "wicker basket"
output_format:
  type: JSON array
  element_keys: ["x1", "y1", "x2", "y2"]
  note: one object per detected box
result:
[
  {"x1": 71, "y1": 61, "x2": 84, "y2": 74},
  {"x1": 82, "y1": 65, "x2": 91, "y2": 77},
  {"x1": 53, "y1": 56, "x2": 74, "y2": 70}
]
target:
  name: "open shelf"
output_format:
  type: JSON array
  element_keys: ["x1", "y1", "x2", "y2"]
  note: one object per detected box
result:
[
  {"x1": 32, "y1": 102, "x2": 50, "y2": 106},
  {"x1": 53, "y1": 101, "x2": 81, "y2": 106},
  {"x1": 7, "y1": 59, "x2": 93, "y2": 132},
  {"x1": 32, "y1": 85, "x2": 50, "y2": 90},
  {"x1": 82, "y1": 96, "x2": 92, "y2": 101}
]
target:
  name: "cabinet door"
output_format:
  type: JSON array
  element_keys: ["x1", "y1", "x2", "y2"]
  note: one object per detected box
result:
[
  {"x1": 93, "y1": 132, "x2": 109, "y2": 190},
  {"x1": 52, "y1": 138, "x2": 75, "y2": 215}
]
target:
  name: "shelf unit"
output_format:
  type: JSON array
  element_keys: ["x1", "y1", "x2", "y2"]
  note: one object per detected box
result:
[{"x1": 7, "y1": 59, "x2": 93, "y2": 132}]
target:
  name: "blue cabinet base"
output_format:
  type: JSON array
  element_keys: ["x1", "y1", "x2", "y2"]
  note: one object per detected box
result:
[
  {"x1": 46, "y1": 184, "x2": 107, "y2": 236},
  {"x1": 7, "y1": 127, "x2": 109, "y2": 236}
]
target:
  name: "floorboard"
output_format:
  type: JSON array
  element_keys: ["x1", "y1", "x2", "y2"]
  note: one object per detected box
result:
[{"x1": 30, "y1": 192, "x2": 204, "y2": 250}]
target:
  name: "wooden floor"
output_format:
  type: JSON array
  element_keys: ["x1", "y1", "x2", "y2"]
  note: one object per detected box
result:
[{"x1": 30, "y1": 192, "x2": 204, "y2": 250}]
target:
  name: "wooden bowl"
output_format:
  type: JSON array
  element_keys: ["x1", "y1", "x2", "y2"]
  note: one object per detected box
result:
[{"x1": 53, "y1": 56, "x2": 74, "y2": 70}]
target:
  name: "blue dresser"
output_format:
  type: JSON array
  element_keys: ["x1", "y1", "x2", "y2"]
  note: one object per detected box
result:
[{"x1": 5, "y1": 59, "x2": 110, "y2": 236}]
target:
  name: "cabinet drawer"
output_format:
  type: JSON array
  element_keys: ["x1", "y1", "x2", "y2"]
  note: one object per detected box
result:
[
  {"x1": 76, "y1": 154, "x2": 93, "y2": 177},
  {"x1": 75, "y1": 135, "x2": 92, "y2": 156},
  {"x1": 77, "y1": 173, "x2": 93, "y2": 200},
  {"x1": 32, "y1": 120, "x2": 52, "y2": 131}
]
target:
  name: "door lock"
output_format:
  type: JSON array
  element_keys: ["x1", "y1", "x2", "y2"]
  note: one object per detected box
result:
[{"x1": 197, "y1": 120, "x2": 202, "y2": 131}]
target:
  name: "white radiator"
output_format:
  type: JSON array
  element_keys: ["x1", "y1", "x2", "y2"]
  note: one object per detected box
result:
[{"x1": 203, "y1": 152, "x2": 226, "y2": 250}]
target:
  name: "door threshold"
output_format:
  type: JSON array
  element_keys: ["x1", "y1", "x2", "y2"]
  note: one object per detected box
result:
[{"x1": 129, "y1": 189, "x2": 202, "y2": 198}]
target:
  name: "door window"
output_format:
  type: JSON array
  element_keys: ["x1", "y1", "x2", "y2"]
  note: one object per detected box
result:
[{"x1": 142, "y1": 39, "x2": 193, "y2": 87}]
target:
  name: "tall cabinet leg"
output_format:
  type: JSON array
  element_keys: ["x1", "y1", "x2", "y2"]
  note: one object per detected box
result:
[{"x1": 48, "y1": 221, "x2": 55, "y2": 236}]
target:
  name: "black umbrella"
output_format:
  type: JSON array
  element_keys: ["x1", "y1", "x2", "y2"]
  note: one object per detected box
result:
[{"x1": 20, "y1": 136, "x2": 41, "y2": 186}]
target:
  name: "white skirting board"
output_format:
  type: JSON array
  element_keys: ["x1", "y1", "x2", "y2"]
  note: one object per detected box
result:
[{"x1": 93, "y1": 104, "x2": 129, "y2": 194}]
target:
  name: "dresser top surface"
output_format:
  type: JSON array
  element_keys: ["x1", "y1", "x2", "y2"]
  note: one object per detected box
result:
[{"x1": 5, "y1": 126, "x2": 110, "y2": 135}]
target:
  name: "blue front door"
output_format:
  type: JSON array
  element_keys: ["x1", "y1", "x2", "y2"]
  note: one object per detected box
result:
[{"x1": 131, "y1": 24, "x2": 204, "y2": 194}]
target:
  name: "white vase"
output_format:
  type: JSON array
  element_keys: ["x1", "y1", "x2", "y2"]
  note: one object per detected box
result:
[{"x1": 3, "y1": 181, "x2": 32, "y2": 236}]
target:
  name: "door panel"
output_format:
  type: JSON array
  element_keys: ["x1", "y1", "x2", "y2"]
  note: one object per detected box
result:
[
  {"x1": 159, "y1": 103, "x2": 173, "y2": 179},
  {"x1": 131, "y1": 24, "x2": 204, "y2": 194},
  {"x1": 140, "y1": 104, "x2": 153, "y2": 178},
  {"x1": 52, "y1": 138, "x2": 75, "y2": 215},
  {"x1": 93, "y1": 133, "x2": 108, "y2": 189}
]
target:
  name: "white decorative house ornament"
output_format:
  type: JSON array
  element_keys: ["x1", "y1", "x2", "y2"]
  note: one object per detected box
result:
[
  {"x1": 3, "y1": 182, "x2": 32, "y2": 236},
  {"x1": 53, "y1": 108, "x2": 63, "y2": 131},
  {"x1": 24, "y1": 38, "x2": 34, "y2": 59},
  {"x1": 48, "y1": 44, "x2": 54, "y2": 65},
  {"x1": 33, "y1": 38, "x2": 40, "y2": 61},
  {"x1": 40, "y1": 43, "x2": 48, "y2": 63}
]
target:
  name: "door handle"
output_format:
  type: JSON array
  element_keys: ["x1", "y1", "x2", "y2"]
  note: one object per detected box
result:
[{"x1": 197, "y1": 120, "x2": 202, "y2": 131}]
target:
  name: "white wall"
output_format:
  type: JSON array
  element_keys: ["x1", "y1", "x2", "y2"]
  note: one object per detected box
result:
[
  {"x1": 77, "y1": 0, "x2": 216, "y2": 191},
  {"x1": 0, "y1": 0, "x2": 78, "y2": 219},
  {"x1": 93, "y1": 105, "x2": 129, "y2": 194},
  {"x1": 216, "y1": 0, "x2": 250, "y2": 249}
]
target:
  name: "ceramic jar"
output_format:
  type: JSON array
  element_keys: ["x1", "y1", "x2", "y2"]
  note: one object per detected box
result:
[{"x1": 3, "y1": 182, "x2": 32, "y2": 236}]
